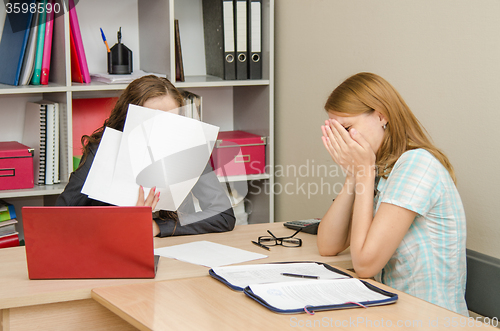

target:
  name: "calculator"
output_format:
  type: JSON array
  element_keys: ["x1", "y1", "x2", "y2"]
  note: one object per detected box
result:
[{"x1": 283, "y1": 218, "x2": 321, "y2": 235}]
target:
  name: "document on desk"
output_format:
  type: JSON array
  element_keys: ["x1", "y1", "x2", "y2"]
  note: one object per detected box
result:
[
  {"x1": 154, "y1": 241, "x2": 267, "y2": 268},
  {"x1": 246, "y1": 278, "x2": 393, "y2": 311},
  {"x1": 210, "y1": 262, "x2": 350, "y2": 290},
  {"x1": 82, "y1": 104, "x2": 219, "y2": 220}
]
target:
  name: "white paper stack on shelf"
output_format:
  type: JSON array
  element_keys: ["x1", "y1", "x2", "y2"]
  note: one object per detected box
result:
[
  {"x1": 82, "y1": 104, "x2": 219, "y2": 216},
  {"x1": 90, "y1": 70, "x2": 166, "y2": 84}
]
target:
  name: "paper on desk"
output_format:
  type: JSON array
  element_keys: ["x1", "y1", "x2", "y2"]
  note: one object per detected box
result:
[
  {"x1": 211, "y1": 263, "x2": 349, "y2": 289},
  {"x1": 82, "y1": 104, "x2": 219, "y2": 217},
  {"x1": 248, "y1": 278, "x2": 389, "y2": 310},
  {"x1": 154, "y1": 241, "x2": 268, "y2": 268}
]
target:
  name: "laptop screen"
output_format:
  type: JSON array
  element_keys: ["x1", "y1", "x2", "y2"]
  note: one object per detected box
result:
[{"x1": 23, "y1": 206, "x2": 157, "y2": 279}]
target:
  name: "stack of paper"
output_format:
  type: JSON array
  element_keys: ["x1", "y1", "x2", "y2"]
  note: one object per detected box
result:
[{"x1": 82, "y1": 104, "x2": 219, "y2": 215}]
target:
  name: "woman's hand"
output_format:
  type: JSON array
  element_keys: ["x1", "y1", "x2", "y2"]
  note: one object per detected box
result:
[
  {"x1": 136, "y1": 186, "x2": 160, "y2": 209},
  {"x1": 136, "y1": 186, "x2": 161, "y2": 236},
  {"x1": 321, "y1": 119, "x2": 376, "y2": 179}
]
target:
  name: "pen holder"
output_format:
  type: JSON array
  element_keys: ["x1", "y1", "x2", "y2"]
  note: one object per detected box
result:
[{"x1": 108, "y1": 42, "x2": 133, "y2": 74}]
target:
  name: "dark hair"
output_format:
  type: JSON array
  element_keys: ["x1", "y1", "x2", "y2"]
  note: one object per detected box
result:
[{"x1": 79, "y1": 75, "x2": 184, "y2": 165}]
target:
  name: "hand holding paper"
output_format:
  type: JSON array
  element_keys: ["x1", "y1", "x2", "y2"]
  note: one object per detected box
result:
[{"x1": 82, "y1": 104, "x2": 219, "y2": 214}]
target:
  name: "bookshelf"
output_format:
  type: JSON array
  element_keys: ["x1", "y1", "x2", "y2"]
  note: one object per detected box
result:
[{"x1": 0, "y1": 0, "x2": 275, "y2": 227}]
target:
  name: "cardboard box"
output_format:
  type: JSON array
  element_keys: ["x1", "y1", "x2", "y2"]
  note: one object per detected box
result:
[
  {"x1": 211, "y1": 131, "x2": 266, "y2": 177},
  {"x1": 0, "y1": 141, "x2": 34, "y2": 190}
]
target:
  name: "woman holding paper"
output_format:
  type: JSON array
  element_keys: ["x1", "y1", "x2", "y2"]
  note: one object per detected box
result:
[
  {"x1": 56, "y1": 75, "x2": 235, "y2": 237},
  {"x1": 317, "y1": 73, "x2": 467, "y2": 316}
]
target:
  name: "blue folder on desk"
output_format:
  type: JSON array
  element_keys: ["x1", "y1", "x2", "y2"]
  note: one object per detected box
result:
[
  {"x1": 210, "y1": 261, "x2": 398, "y2": 314},
  {"x1": 0, "y1": 0, "x2": 36, "y2": 86}
]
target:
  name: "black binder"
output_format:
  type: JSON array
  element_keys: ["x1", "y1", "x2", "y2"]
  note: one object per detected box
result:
[
  {"x1": 235, "y1": 0, "x2": 248, "y2": 79},
  {"x1": 202, "y1": 0, "x2": 236, "y2": 80},
  {"x1": 248, "y1": 0, "x2": 262, "y2": 79}
]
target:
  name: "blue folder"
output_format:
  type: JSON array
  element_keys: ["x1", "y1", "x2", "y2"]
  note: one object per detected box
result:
[{"x1": 0, "y1": 0, "x2": 36, "y2": 86}]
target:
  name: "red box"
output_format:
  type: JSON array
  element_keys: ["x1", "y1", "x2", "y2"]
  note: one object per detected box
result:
[
  {"x1": 0, "y1": 141, "x2": 34, "y2": 190},
  {"x1": 211, "y1": 131, "x2": 266, "y2": 177}
]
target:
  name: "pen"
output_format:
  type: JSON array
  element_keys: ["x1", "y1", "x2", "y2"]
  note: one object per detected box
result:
[
  {"x1": 251, "y1": 240, "x2": 270, "y2": 251},
  {"x1": 281, "y1": 273, "x2": 319, "y2": 279},
  {"x1": 100, "y1": 28, "x2": 110, "y2": 53}
]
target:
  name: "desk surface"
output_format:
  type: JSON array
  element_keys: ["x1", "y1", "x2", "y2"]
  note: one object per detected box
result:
[
  {"x1": 0, "y1": 222, "x2": 352, "y2": 310},
  {"x1": 92, "y1": 274, "x2": 491, "y2": 331}
]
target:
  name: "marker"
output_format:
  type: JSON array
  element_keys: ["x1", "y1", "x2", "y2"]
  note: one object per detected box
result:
[
  {"x1": 100, "y1": 28, "x2": 110, "y2": 52},
  {"x1": 281, "y1": 273, "x2": 319, "y2": 279},
  {"x1": 251, "y1": 241, "x2": 270, "y2": 251}
]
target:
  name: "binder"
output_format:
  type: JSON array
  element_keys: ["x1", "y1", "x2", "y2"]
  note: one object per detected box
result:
[
  {"x1": 31, "y1": 0, "x2": 46, "y2": 85},
  {"x1": 235, "y1": 0, "x2": 248, "y2": 79},
  {"x1": 23, "y1": 102, "x2": 48, "y2": 185},
  {"x1": 44, "y1": 102, "x2": 59, "y2": 185},
  {"x1": 210, "y1": 262, "x2": 398, "y2": 314},
  {"x1": 248, "y1": 0, "x2": 262, "y2": 79},
  {"x1": 0, "y1": 0, "x2": 36, "y2": 86},
  {"x1": 41, "y1": 0, "x2": 54, "y2": 85},
  {"x1": 68, "y1": 0, "x2": 90, "y2": 83},
  {"x1": 19, "y1": 8, "x2": 39, "y2": 85},
  {"x1": 244, "y1": 278, "x2": 398, "y2": 314},
  {"x1": 202, "y1": 0, "x2": 236, "y2": 80}
]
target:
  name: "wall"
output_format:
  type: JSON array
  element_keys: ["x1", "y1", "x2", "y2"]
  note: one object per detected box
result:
[{"x1": 274, "y1": 0, "x2": 500, "y2": 258}]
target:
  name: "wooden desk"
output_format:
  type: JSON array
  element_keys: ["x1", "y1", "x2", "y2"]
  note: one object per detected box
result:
[
  {"x1": 0, "y1": 223, "x2": 351, "y2": 331},
  {"x1": 92, "y1": 275, "x2": 492, "y2": 331}
]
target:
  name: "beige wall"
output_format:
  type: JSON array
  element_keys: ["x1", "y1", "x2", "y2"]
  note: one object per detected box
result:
[{"x1": 274, "y1": 0, "x2": 500, "y2": 258}]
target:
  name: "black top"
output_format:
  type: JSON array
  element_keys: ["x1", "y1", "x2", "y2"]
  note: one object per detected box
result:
[{"x1": 56, "y1": 144, "x2": 236, "y2": 237}]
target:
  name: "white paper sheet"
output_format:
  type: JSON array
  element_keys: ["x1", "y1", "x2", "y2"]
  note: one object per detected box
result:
[
  {"x1": 211, "y1": 263, "x2": 349, "y2": 288},
  {"x1": 248, "y1": 278, "x2": 389, "y2": 310},
  {"x1": 82, "y1": 104, "x2": 219, "y2": 216},
  {"x1": 153, "y1": 241, "x2": 268, "y2": 268}
]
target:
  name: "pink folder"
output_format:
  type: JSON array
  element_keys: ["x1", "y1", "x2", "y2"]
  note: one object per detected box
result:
[
  {"x1": 40, "y1": 0, "x2": 53, "y2": 85},
  {"x1": 68, "y1": 0, "x2": 90, "y2": 83}
]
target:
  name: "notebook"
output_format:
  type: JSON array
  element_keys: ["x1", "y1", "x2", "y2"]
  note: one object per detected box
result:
[{"x1": 22, "y1": 206, "x2": 158, "y2": 279}]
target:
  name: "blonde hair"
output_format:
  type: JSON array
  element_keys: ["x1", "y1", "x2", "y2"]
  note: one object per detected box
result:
[{"x1": 324, "y1": 72, "x2": 456, "y2": 183}]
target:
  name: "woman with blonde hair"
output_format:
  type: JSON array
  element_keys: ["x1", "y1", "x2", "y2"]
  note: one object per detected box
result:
[{"x1": 318, "y1": 72, "x2": 467, "y2": 315}]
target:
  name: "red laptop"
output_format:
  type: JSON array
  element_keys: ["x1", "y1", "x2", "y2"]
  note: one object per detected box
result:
[{"x1": 22, "y1": 206, "x2": 158, "y2": 279}]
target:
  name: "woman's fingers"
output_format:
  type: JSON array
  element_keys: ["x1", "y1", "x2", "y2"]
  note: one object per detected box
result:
[
  {"x1": 136, "y1": 186, "x2": 145, "y2": 206},
  {"x1": 136, "y1": 186, "x2": 160, "y2": 209}
]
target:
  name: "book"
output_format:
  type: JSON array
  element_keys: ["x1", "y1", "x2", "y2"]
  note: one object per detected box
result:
[
  {"x1": 209, "y1": 262, "x2": 398, "y2": 313},
  {"x1": 23, "y1": 101, "x2": 48, "y2": 185},
  {"x1": 44, "y1": 102, "x2": 59, "y2": 184},
  {"x1": 0, "y1": 0, "x2": 36, "y2": 85},
  {"x1": 0, "y1": 232, "x2": 20, "y2": 249},
  {"x1": 31, "y1": 0, "x2": 47, "y2": 85},
  {"x1": 174, "y1": 19, "x2": 184, "y2": 82},
  {"x1": 69, "y1": 27, "x2": 83, "y2": 83},
  {"x1": 68, "y1": 0, "x2": 90, "y2": 83},
  {"x1": 40, "y1": 0, "x2": 54, "y2": 85},
  {"x1": 181, "y1": 90, "x2": 202, "y2": 121},
  {"x1": 0, "y1": 201, "x2": 16, "y2": 222},
  {"x1": 0, "y1": 219, "x2": 18, "y2": 237},
  {"x1": 19, "y1": 6, "x2": 40, "y2": 85}
]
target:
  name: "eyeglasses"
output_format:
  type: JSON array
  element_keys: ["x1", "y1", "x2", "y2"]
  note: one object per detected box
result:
[{"x1": 258, "y1": 229, "x2": 302, "y2": 247}]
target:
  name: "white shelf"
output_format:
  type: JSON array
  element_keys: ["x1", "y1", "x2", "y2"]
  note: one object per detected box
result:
[
  {"x1": 0, "y1": 84, "x2": 68, "y2": 95},
  {"x1": 218, "y1": 174, "x2": 271, "y2": 183},
  {"x1": 1, "y1": 0, "x2": 275, "y2": 223},
  {"x1": 0, "y1": 183, "x2": 67, "y2": 199}
]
